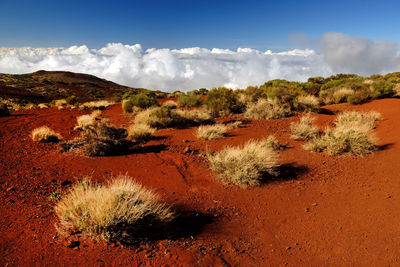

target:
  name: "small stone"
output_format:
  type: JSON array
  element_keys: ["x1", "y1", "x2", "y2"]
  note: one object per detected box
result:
[
  {"x1": 311, "y1": 203, "x2": 318, "y2": 207},
  {"x1": 183, "y1": 146, "x2": 191, "y2": 154},
  {"x1": 305, "y1": 208, "x2": 309, "y2": 212},
  {"x1": 6, "y1": 186, "x2": 14, "y2": 192},
  {"x1": 286, "y1": 246, "x2": 292, "y2": 250}
]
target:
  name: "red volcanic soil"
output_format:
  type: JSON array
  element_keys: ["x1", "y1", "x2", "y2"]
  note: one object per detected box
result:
[{"x1": 1, "y1": 99, "x2": 400, "y2": 266}]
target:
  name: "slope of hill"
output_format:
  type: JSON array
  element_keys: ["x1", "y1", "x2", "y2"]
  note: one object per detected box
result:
[{"x1": 0, "y1": 70, "x2": 154, "y2": 103}]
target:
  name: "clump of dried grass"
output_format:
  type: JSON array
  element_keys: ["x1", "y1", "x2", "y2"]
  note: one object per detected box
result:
[
  {"x1": 128, "y1": 124, "x2": 156, "y2": 143},
  {"x1": 55, "y1": 175, "x2": 175, "y2": 241},
  {"x1": 244, "y1": 99, "x2": 292, "y2": 120},
  {"x1": 207, "y1": 138, "x2": 280, "y2": 187},
  {"x1": 290, "y1": 114, "x2": 319, "y2": 140},
  {"x1": 196, "y1": 124, "x2": 227, "y2": 140},
  {"x1": 32, "y1": 126, "x2": 62, "y2": 142},
  {"x1": 304, "y1": 111, "x2": 381, "y2": 156}
]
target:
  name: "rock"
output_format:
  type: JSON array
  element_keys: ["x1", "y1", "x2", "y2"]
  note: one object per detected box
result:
[
  {"x1": 183, "y1": 146, "x2": 191, "y2": 154},
  {"x1": 311, "y1": 203, "x2": 318, "y2": 207}
]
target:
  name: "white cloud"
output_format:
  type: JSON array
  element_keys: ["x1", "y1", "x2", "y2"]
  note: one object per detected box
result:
[{"x1": 0, "y1": 33, "x2": 399, "y2": 92}]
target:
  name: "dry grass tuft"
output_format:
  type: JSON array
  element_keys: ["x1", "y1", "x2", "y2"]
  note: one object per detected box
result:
[
  {"x1": 245, "y1": 99, "x2": 292, "y2": 120},
  {"x1": 75, "y1": 110, "x2": 103, "y2": 130},
  {"x1": 80, "y1": 100, "x2": 113, "y2": 110},
  {"x1": 128, "y1": 124, "x2": 156, "y2": 143},
  {"x1": 196, "y1": 124, "x2": 227, "y2": 140},
  {"x1": 134, "y1": 107, "x2": 214, "y2": 129},
  {"x1": 162, "y1": 100, "x2": 178, "y2": 108},
  {"x1": 32, "y1": 126, "x2": 62, "y2": 142},
  {"x1": 207, "y1": 138, "x2": 279, "y2": 187},
  {"x1": 55, "y1": 175, "x2": 175, "y2": 241},
  {"x1": 295, "y1": 95, "x2": 320, "y2": 111},
  {"x1": 304, "y1": 111, "x2": 381, "y2": 156},
  {"x1": 61, "y1": 119, "x2": 131, "y2": 156},
  {"x1": 290, "y1": 114, "x2": 319, "y2": 140}
]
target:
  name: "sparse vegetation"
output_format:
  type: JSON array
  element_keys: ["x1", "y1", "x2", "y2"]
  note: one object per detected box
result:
[
  {"x1": 197, "y1": 124, "x2": 227, "y2": 140},
  {"x1": 207, "y1": 138, "x2": 279, "y2": 187},
  {"x1": 162, "y1": 100, "x2": 178, "y2": 108},
  {"x1": 177, "y1": 93, "x2": 203, "y2": 108},
  {"x1": 75, "y1": 110, "x2": 103, "y2": 130},
  {"x1": 134, "y1": 106, "x2": 214, "y2": 129},
  {"x1": 245, "y1": 99, "x2": 292, "y2": 120},
  {"x1": 79, "y1": 100, "x2": 113, "y2": 110},
  {"x1": 128, "y1": 124, "x2": 156, "y2": 143},
  {"x1": 304, "y1": 111, "x2": 381, "y2": 156},
  {"x1": 290, "y1": 115, "x2": 319, "y2": 140},
  {"x1": 205, "y1": 87, "x2": 240, "y2": 116},
  {"x1": 32, "y1": 126, "x2": 62, "y2": 142},
  {"x1": 55, "y1": 176, "x2": 175, "y2": 241},
  {"x1": 60, "y1": 119, "x2": 131, "y2": 156}
]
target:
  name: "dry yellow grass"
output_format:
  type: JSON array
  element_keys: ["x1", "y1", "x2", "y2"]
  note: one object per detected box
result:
[
  {"x1": 290, "y1": 114, "x2": 319, "y2": 140},
  {"x1": 75, "y1": 110, "x2": 103, "y2": 130},
  {"x1": 207, "y1": 138, "x2": 279, "y2": 187},
  {"x1": 304, "y1": 111, "x2": 381, "y2": 156},
  {"x1": 55, "y1": 175, "x2": 175, "y2": 241},
  {"x1": 128, "y1": 124, "x2": 156, "y2": 143},
  {"x1": 245, "y1": 98, "x2": 292, "y2": 120},
  {"x1": 162, "y1": 100, "x2": 178, "y2": 108},
  {"x1": 31, "y1": 126, "x2": 62, "y2": 142},
  {"x1": 80, "y1": 100, "x2": 113, "y2": 110},
  {"x1": 295, "y1": 95, "x2": 320, "y2": 111},
  {"x1": 196, "y1": 124, "x2": 227, "y2": 140}
]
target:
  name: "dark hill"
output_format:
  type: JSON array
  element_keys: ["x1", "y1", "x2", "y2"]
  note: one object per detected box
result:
[{"x1": 0, "y1": 70, "x2": 156, "y2": 103}]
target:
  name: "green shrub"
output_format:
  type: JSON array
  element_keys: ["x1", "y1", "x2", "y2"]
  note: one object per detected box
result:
[
  {"x1": 205, "y1": 87, "x2": 240, "y2": 116},
  {"x1": 129, "y1": 93, "x2": 157, "y2": 109},
  {"x1": 122, "y1": 99, "x2": 134, "y2": 113},
  {"x1": 177, "y1": 93, "x2": 203, "y2": 108}
]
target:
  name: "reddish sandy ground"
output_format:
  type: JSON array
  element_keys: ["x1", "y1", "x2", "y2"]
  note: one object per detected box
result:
[{"x1": 0, "y1": 99, "x2": 399, "y2": 266}]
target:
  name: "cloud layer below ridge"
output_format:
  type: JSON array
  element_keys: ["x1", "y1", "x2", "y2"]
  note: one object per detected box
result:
[{"x1": 0, "y1": 32, "x2": 399, "y2": 92}]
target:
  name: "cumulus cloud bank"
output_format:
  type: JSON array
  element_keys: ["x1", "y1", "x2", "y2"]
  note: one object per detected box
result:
[{"x1": 0, "y1": 32, "x2": 399, "y2": 92}]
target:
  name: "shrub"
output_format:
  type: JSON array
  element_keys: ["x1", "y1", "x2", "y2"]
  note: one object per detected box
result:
[
  {"x1": 196, "y1": 124, "x2": 227, "y2": 140},
  {"x1": 162, "y1": 100, "x2": 178, "y2": 108},
  {"x1": 54, "y1": 99, "x2": 68, "y2": 108},
  {"x1": 122, "y1": 99, "x2": 134, "y2": 113},
  {"x1": 304, "y1": 128, "x2": 377, "y2": 156},
  {"x1": 304, "y1": 111, "x2": 381, "y2": 156},
  {"x1": 60, "y1": 120, "x2": 131, "y2": 156},
  {"x1": 174, "y1": 109, "x2": 214, "y2": 125},
  {"x1": 177, "y1": 93, "x2": 203, "y2": 108},
  {"x1": 227, "y1": 121, "x2": 242, "y2": 129},
  {"x1": 66, "y1": 95, "x2": 79, "y2": 106},
  {"x1": 244, "y1": 99, "x2": 292, "y2": 120},
  {"x1": 79, "y1": 100, "x2": 113, "y2": 110},
  {"x1": 134, "y1": 107, "x2": 214, "y2": 129},
  {"x1": 205, "y1": 87, "x2": 239, "y2": 116},
  {"x1": 129, "y1": 93, "x2": 157, "y2": 109},
  {"x1": 32, "y1": 126, "x2": 62, "y2": 142},
  {"x1": 55, "y1": 176, "x2": 174, "y2": 241},
  {"x1": 295, "y1": 95, "x2": 320, "y2": 112},
  {"x1": 332, "y1": 88, "x2": 355, "y2": 103},
  {"x1": 128, "y1": 124, "x2": 156, "y2": 143},
  {"x1": 75, "y1": 110, "x2": 103, "y2": 130},
  {"x1": 0, "y1": 103, "x2": 9, "y2": 116},
  {"x1": 38, "y1": 103, "x2": 49, "y2": 109},
  {"x1": 335, "y1": 111, "x2": 381, "y2": 132},
  {"x1": 207, "y1": 138, "x2": 279, "y2": 187},
  {"x1": 290, "y1": 115, "x2": 319, "y2": 140}
]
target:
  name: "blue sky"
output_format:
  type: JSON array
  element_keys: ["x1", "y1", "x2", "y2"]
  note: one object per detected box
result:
[{"x1": 1, "y1": 0, "x2": 399, "y2": 50}]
